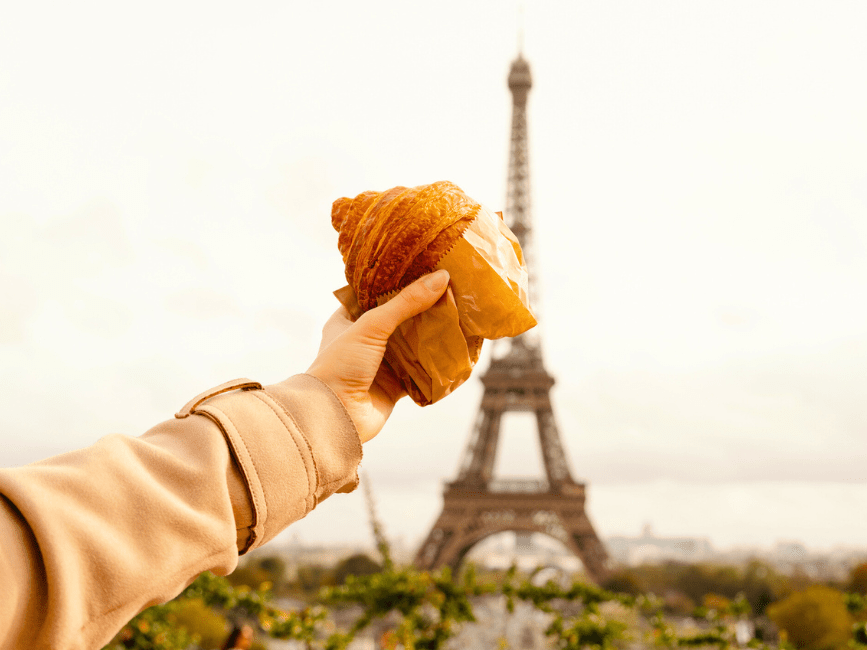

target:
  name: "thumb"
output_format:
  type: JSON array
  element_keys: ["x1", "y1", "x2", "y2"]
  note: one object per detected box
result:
[{"x1": 357, "y1": 270, "x2": 450, "y2": 343}]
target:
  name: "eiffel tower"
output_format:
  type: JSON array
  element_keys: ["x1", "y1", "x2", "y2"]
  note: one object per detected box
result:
[{"x1": 414, "y1": 54, "x2": 609, "y2": 581}]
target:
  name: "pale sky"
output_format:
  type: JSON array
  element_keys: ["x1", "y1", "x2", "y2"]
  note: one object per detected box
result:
[{"x1": 1, "y1": 1, "x2": 866, "y2": 553}]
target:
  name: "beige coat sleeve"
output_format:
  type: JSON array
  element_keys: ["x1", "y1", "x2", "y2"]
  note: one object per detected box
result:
[{"x1": 0, "y1": 374, "x2": 363, "y2": 650}]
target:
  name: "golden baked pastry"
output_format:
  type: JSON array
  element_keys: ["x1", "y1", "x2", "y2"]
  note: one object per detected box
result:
[
  {"x1": 332, "y1": 181, "x2": 480, "y2": 311},
  {"x1": 331, "y1": 180, "x2": 536, "y2": 405}
]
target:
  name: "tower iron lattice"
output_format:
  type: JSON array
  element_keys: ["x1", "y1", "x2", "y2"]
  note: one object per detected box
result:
[{"x1": 414, "y1": 55, "x2": 609, "y2": 581}]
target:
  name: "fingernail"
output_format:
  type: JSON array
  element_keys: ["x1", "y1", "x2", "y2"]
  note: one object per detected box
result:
[{"x1": 423, "y1": 269, "x2": 449, "y2": 292}]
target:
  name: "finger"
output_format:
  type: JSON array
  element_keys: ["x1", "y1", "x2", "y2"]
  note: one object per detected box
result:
[{"x1": 358, "y1": 270, "x2": 450, "y2": 342}]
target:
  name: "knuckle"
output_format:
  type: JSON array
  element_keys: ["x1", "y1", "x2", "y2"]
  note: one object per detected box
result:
[{"x1": 399, "y1": 287, "x2": 425, "y2": 309}]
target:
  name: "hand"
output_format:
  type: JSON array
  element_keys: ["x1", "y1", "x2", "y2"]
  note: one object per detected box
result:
[{"x1": 306, "y1": 270, "x2": 450, "y2": 443}]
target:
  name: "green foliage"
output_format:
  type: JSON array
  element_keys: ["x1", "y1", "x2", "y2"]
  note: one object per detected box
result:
[
  {"x1": 650, "y1": 593, "x2": 755, "y2": 649},
  {"x1": 102, "y1": 571, "x2": 327, "y2": 650},
  {"x1": 502, "y1": 574, "x2": 634, "y2": 650},
  {"x1": 322, "y1": 564, "x2": 491, "y2": 649},
  {"x1": 845, "y1": 592, "x2": 867, "y2": 616},
  {"x1": 767, "y1": 585, "x2": 853, "y2": 650},
  {"x1": 845, "y1": 593, "x2": 867, "y2": 650},
  {"x1": 852, "y1": 621, "x2": 867, "y2": 650},
  {"x1": 547, "y1": 613, "x2": 627, "y2": 650},
  {"x1": 102, "y1": 600, "x2": 194, "y2": 650},
  {"x1": 104, "y1": 563, "x2": 867, "y2": 650}
]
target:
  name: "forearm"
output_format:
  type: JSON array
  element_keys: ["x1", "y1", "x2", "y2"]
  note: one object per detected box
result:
[{"x1": 0, "y1": 374, "x2": 361, "y2": 650}]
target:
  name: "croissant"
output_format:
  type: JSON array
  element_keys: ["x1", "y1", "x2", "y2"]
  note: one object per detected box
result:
[
  {"x1": 332, "y1": 181, "x2": 481, "y2": 311},
  {"x1": 331, "y1": 180, "x2": 536, "y2": 404}
]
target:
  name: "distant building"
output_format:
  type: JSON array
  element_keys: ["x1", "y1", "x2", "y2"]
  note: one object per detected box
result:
[{"x1": 605, "y1": 525, "x2": 714, "y2": 566}]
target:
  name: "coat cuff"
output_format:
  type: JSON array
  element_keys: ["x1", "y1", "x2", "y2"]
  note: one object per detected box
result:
[{"x1": 179, "y1": 375, "x2": 362, "y2": 552}]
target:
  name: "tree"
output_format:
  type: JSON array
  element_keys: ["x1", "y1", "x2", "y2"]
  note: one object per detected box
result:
[
  {"x1": 332, "y1": 553, "x2": 382, "y2": 585},
  {"x1": 767, "y1": 585, "x2": 853, "y2": 650}
]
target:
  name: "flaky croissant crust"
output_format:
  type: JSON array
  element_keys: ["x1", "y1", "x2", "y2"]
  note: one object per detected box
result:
[{"x1": 331, "y1": 181, "x2": 480, "y2": 311}]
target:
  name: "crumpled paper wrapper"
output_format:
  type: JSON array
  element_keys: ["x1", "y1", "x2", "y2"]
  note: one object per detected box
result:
[{"x1": 334, "y1": 202, "x2": 536, "y2": 406}]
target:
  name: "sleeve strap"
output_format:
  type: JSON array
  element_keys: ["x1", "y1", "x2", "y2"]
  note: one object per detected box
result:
[{"x1": 180, "y1": 375, "x2": 362, "y2": 552}]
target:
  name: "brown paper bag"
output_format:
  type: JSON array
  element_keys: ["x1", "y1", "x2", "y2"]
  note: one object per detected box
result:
[{"x1": 434, "y1": 205, "x2": 533, "y2": 339}]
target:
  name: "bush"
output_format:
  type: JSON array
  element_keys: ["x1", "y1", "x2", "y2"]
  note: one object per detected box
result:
[
  {"x1": 766, "y1": 585, "x2": 853, "y2": 650},
  {"x1": 172, "y1": 598, "x2": 229, "y2": 649}
]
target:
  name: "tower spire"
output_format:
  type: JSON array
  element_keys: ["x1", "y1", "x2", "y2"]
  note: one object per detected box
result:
[
  {"x1": 502, "y1": 51, "x2": 540, "y2": 358},
  {"x1": 506, "y1": 53, "x2": 532, "y2": 260}
]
